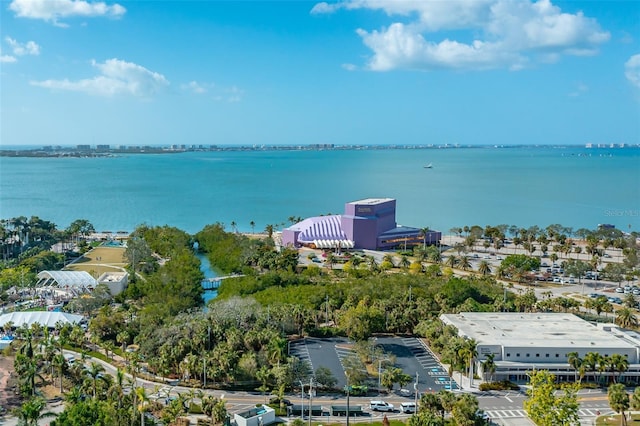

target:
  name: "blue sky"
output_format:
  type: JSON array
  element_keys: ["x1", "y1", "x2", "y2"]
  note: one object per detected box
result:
[{"x1": 1, "y1": 0, "x2": 639, "y2": 147}]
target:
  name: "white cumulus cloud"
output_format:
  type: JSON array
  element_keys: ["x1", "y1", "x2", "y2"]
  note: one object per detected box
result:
[
  {"x1": 0, "y1": 53, "x2": 17, "y2": 63},
  {"x1": 30, "y1": 58, "x2": 169, "y2": 97},
  {"x1": 9, "y1": 0, "x2": 125, "y2": 26},
  {"x1": 625, "y1": 54, "x2": 640, "y2": 89},
  {"x1": 312, "y1": 0, "x2": 610, "y2": 71},
  {"x1": 5, "y1": 37, "x2": 40, "y2": 56},
  {"x1": 181, "y1": 81, "x2": 209, "y2": 94}
]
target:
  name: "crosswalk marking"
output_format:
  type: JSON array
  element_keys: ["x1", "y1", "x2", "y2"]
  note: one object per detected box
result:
[{"x1": 484, "y1": 408, "x2": 606, "y2": 419}]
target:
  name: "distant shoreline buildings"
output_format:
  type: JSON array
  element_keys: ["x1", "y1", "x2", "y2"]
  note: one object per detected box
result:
[{"x1": 0, "y1": 143, "x2": 637, "y2": 158}]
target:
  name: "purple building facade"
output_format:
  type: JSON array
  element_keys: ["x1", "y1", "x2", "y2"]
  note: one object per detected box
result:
[{"x1": 281, "y1": 198, "x2": 441, "y2": 250}]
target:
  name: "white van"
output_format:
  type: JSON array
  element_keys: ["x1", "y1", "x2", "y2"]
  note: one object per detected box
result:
[
  {"x1": 370, "y1": 401, "x2": 394, "y2": 412},
  {"x1": 400, "y1": 402, "x2": 416, "y2": 414}
]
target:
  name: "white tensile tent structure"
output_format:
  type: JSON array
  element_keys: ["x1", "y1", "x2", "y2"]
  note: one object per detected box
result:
[
  {"x1": 0, "y1": 311, "x2": 85, "y2": 329},
  {"x1": 36, "y1": 271, "x2": 97, "y2": 295}
]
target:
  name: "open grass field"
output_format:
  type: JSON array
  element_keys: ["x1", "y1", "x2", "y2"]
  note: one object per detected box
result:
[{"x1": 64, "y1": 246, "x2": 127, "y2": 277}]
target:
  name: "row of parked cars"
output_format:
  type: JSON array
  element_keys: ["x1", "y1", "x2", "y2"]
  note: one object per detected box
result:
[
  {"x1": 370, "y1": 400, "x2": 415, "y2": 414},
  {"x1": 589, "y1": 293, "x2": 623, "y2": 305},
  {"x1": 615, "y1": 285, "x2": 640, "y2": 295}
]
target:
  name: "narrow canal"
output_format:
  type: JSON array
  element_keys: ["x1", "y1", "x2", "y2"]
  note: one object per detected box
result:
[{"x1": 197, "y1": 252, "x2": 219, "y2": 306}]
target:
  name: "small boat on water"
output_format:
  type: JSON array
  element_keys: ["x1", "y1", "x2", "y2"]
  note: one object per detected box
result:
[{"x1": 424, "y1": 163, "x2": 433, "y2": 169}]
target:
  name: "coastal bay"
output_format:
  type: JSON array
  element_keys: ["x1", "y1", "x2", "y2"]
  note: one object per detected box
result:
[{"x1": 1, "y1": 146, "x2": 638, "y2": 233}]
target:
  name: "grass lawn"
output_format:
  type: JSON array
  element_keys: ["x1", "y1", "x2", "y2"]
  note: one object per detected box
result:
[
  {"x1": 65, "y1": 246, "x2": 127, "y2": 277},
  {"x1": 596, "y1": 413, "x2": 640, "y2": 425}
]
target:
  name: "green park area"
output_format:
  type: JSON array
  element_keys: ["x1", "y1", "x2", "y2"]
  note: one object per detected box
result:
[{"x1": 64, "y1": 246, "x2": 127, "y2": 277}]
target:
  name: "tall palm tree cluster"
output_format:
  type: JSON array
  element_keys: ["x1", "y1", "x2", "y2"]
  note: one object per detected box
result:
[
  {"x1": 8, "y1": 321, "x2": 230, "y2": 425},
  {"x1": 0, "y1": 216, "x2": 97, "y2": 265},
  {"x1": 567, "y1": 351, "x2": 630, "y2": 385}
]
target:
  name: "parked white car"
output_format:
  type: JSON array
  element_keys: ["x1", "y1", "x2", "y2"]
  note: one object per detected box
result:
[
  {"x1": 370, "y1": 401, "x2": 394, "y2": 412},
  {"x1": 400, "y1": 402, "x2": 416, "y2": 414}
]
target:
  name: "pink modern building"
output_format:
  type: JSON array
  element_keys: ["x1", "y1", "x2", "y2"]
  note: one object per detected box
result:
[{"x1": 281, "y1": 198, "x2": 441, "y2": 250}]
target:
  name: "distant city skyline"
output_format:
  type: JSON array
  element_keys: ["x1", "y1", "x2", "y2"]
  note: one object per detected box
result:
[{"x1": 1, "y1": 0, "x2": 639, "y2": 147}]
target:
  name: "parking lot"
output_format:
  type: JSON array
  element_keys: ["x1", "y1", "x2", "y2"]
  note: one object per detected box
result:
[{"x1": 288, "y1": 336, "x2": 459, "y2": 395}]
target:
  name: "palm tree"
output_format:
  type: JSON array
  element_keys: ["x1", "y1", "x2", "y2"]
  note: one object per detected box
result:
[
  {"x1": 382, "y1": 254, "x2": 396, "y2": 267},
  {"x1": 255, "y1": 365, "x2": 271, "y2": 403},
  {"x1": 427, "y1": 249, "x2": 442, "y2": 264},
  {"x1": 85, "y1": 362, "x2": 106, "y2": 399},
  {"x1": 230, "y1": 221, "x2": 237, "y2": 233},
  {"x1": 52, "y1": 353, "x2": 66, "y2": 394},
  {"x1": 615, "y1": 308, "x2": 638, "y2": 329},
  {"x1": 444, "y1": 255, "x2": 458, "y2": 269},
  {"x1": 478, "y1": 260, "x2": 491, "y2": 276},
  {"x1": 212, "y1": 396, "x2": 228, "y2": 425},
  {"x1": 481, "y1": 354, "x2": 496, "y2": 383},
  {"x1": 201, "y1": 395, "x2": 219, "y2": 425},
  {"x1": 462, "y1": 339, "x2": 478, "y2": 387},
  {"x1": 325, "y1": 253, "x2": 336, "y2": 270},
  {"x1": 250, "y1": 221, "x2": 255, "y2": 234},
  {"x1": 608, "y1": 383, "x2": 630, "y2": 426},
  {"x1": 13, "y1": 397, "x2": 56, "y2": 426},
  {"x1": 458, "y1": 255, "x2": 471, "y2": 271},
  {"x1": 367, "y1": 255, "x2": 379, "y2": 273},
  {"x1": 608, "y1": 354, "x2": 629, "y2": 383},
  {"x1": 136, "y1": 386, "x2": 149, "y2": 426},
  {"x1": 399, "y1": 255, "x2": 410, "y2": 269},
  {"x1": 567, "y1": 352, "x2": 582, "y2": 383},
  {"x1": 264, "y1": 224, "x2": 274, "y2": 239},
  {"x1": 420, "y1": 227, "x2": 431, "y2": 250}
]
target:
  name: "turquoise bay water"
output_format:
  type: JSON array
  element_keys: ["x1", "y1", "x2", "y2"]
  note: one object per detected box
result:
[{"x1": 1, "y1": 147, "x2": 639, "y2": 233}]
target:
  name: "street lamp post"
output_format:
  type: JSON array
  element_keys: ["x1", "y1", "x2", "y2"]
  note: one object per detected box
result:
[
  {"x1": 346, "y1": 373, "x2": 350, "y2": 426},
  {"x1": 378, "y1": 359, "x2": 382, "y2": 394},
  {"x1": 414, "y1": 372, "x2": 419, "y2": 413},
  {"x1": 308, "y1": 377, "x2": 313, "y2": 426},
  {"x1": 203, "y1": 356, "x2": 206, "y2": 388},
  {"x1": 299, "y1": 380, "x2": 304, "y2": 419}
]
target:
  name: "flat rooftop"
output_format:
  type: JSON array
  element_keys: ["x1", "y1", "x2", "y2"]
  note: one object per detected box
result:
[
  {"x1": 440, "y1": 312, "x2": 635, "y2": 349},
  {"x1": 348, "y1": 198, "x2": 394, "y2": 205}
]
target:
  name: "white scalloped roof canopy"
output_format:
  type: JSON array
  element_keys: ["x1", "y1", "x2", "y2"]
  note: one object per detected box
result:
[
  {"x1": 37, "y1": 271, "x2": 97, "y2": 289},
  {"x1": 0, "y1": 311, "x2": 85, "y2": 329}
]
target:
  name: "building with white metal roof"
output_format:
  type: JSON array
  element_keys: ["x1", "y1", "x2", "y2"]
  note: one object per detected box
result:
[{"x1": 440, "y1": 312, "x2": 640, "y2": 383}]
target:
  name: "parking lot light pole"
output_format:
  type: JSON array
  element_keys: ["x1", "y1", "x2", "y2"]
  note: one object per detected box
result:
[
  {"x1": 346, "y1": 373, "x2": 350, "y2": 426},
  {"x1": 299, "y1": 380, "x2": 304, "y2": 419},
  {"x1": 378, "y1": 360, "x2": 382, "y2": 394},
  {"x1": 308, "y1": 377, "x2": 313, "y2": 426},
  {"x1": 414, "y1": 372, "x2": 419, "y2": 412}
]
